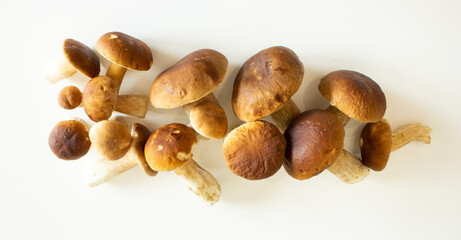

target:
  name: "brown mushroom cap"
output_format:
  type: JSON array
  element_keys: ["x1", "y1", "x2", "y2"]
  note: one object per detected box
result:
[
  {"x1": 360, "y1": 119, "x2": 392, "y2": 171},
  {"x1": 318, "y1": 70, "x2": 386, "y2": 123},
  {"x1": 284, "y1": 109, "x2": 345, "y2": 180},
  {"x1": 223, "y1": 121, "x2": 286, "y2": 180},
  {"x1": 96, "y1": 32, "x2": 153, "y2": 71},
  {"x1": 144, "y1": 123, "x2": 197, "y2": 172},
  {"x1": 48, "y1": 120, "x2": 91, "y2": 160},
  {"x1": 189, "y1": 101, "x2": 228, "y2": 140},
  {"x1": 89, "y1": 120, "x2": 132, "y2": 160},
  {"x1": 82, "y1": 76, "x2": 117, "y2": 122},
  {"x1": 232, "y1": 46, "x2": 304, "y2": 122},
  {"x1": 58, "y1": 86, "x2": 82, "y2": 110},
  {"x1": 131, "y1": 123, "x2": 158, "y2": 176},
  {"x1": 149, "y1": 49, "x2": 228, "y2": 108},
  {"x1": 63, "y1": 39, "x2": 101, "y2": 78}
]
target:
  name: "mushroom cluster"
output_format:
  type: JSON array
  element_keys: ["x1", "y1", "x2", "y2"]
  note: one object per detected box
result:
[{"x1": 47, "y1": 33, "x2": 432, "y2": 206}]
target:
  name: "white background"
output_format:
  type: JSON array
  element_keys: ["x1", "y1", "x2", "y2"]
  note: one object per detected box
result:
[{"x1": 1, "y1": 0, "x2": 460, "y2": 239}]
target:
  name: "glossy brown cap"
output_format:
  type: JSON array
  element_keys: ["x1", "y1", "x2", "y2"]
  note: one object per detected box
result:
[
  {"x1": 144, "y1": 123, "x2": 197, "y2": 172},
  {"x1": 89, "y1": 120, "x2": 132, "y2": 160},
  {"x1": 150, "y1": 49, "x2": 228, "y2": 108},
  {"x1": 318, "y1": 70, "x2": 386, "y2": 123},
  {"x1": 63, "y1": 39, "x2": 100, "y2": 78},
  {"x1": 223, "y1": 121, "x2": 286, "y2": 180},
  {"x1": 189, "y1": 100, "x2": 228, "y2": 139},
  {"x1": 284, "y1": 109, "x2": 345, "y2": 180},
  {"x1": 360, "y1": 119, "x2": 392, "y2": 171},
  {"x1": 83, "y1": 76, "x2": 117, "y2": 122},
  {"x1": 48, "y1": 120, "x2": 91, "y2": 160},
  {"x1": 58, "y1": 86, "x2": 82, "y2": 110},
  {"x1": 96, "y1": 32, "x2": 153, "y2": 71},
  {"x1": 232, "y1": 46, "x2": 304, "y2": 121}
]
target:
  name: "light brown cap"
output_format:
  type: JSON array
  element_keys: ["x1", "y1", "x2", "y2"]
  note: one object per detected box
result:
[
  {"x1": 96, "y1": 32, "x2": 153, "y2": 71},
  {"x1": 318, "y1": 70, "x2": 386, "y2": 123},
  {"x1": 223, "y1": 121, "x2": 286, "y2": 180},
  {"x1": 149, "y1": 49, "x2": 228, "y2": 108},
  {"x1": 82, "y1": 76, "x2": 117, "y2": 122},
  {"x1": 232, "y1": 46, "x2": 304, "y2": 122},
  {"x1": 58, "y1": 86, "x2": 82, "y2": 110},
  {"x1": 89, "y1": 120, "x2": 132, "y2": 160},
  {"x1": 284, "y1": 109, "x2": 345, "y2": 180},
  {"x1": 360, "y1": 119, "x2": 392, "y2": 171},
  {"x1": 48, "y1": 120, "x2": 91, "y2": 160},
  {"x1": 130, "y1": 123, "x2": 158, "y2": 176},
  {"x1": 144, "y1": 123, "x2": 197, "y2": 172},
  {"x1": 188, "y1": 99, "x2": 228, "y2": 140},
  {"x1": 63, "y1": 39, "x2": 100, "y2": 78}
]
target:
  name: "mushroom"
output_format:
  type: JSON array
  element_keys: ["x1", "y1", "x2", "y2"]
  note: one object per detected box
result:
[
  {"x1": 223, "y1": 120, "x2": 286, "y2": 180},
  {"x1": 144, "y1": 123, "x2": 221, "y2": 206},
  {"x1": 89, "y1": 119, "x2": 132, "y2": 160},
  {"x1": 360, "y1": 119, "x2": 432, "y2": 171},
  {"x1": 232, "y1": 46, "x2": 304, "y2": 132},
  {"x1": 58, "y1": 86, "x2": 82, "y2": 109},
  {"x1": 46, "y1": 39, "x2": 100, "y2": 84},
  {"x1": 84, "y1": 123, "x2": 157, "y2": 187},
  {"x1": 284, "y1": 109, "x2": 345, "y2": 180},
  {"x1": 83, "y1": 76, "x2": 149, "y2": 121},
  {"x1": 149, "y1": 49, "x2": 228, "y2": 139},
  {"x1": 48, "y1": 119, "x2": 91, "y2": 160}
]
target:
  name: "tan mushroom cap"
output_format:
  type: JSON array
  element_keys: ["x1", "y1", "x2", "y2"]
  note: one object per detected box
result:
[
  {"x1": 223, "y1": 121, "x2": 286, "y2": 180},
  {"x1": 96, "y1": 32, "x2": 153, "y2": 71},
  {"x1": 83, "y1": 76, "x2": 117, "y2": 122},
  {"x1": 144, "y1": 123, "x2": 197, "y2": 172},
  {"x1": 48, "y1": 120, "x2": 91, "y2": 160},
  {"x1": 58, "y1": 86, "x2": 82, "y2": 110},
  {"x1": 360, "y1": 119, "x2": 392, "y2": 171},
  {"x1": 232, "y1": 46, "x2": 304, "y2": 122},
  {"x1": 284, "y1": 109, "x2": 345, "y2": 180},
  {"x1": 149, "y1": 49, "x2": 228, "y2": 108},
  {"x1": 318, "y1": 70, "x2": 386, "y2": 123},
  {"x1": 63, "y1": 39, "x2": 100, "y2": 78},
  {"x1": 131, "y1": 123, "x2": 158, "y2": 176},
  {"x1": 89, "y1": 120, "x2": 132, "y2": 160},
  {"x1": 189, "y1": 101, "x2": 228, "y2": 140}
]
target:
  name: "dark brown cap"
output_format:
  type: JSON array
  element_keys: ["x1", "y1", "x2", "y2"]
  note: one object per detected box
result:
[
  {"x1": 232, "y1": 46, "x2": 304, "y2": 122},
  {"x1": 82, "y1": 76, "x2": 117, "y2": 122},
  {"x1": 144, "y1": 123, "x2": 197, "y2": 172},
  {"x1": 63, "y1": 39, "x2": 100, "y2": 78},
  {"x1": 284, "y1": 109, "x2": 345, "y2": 180},
  {"x1": 89, "y1": 120, "x2": 132, "y2": 160},
  {"x1": 223, "y1": 121, "x2": 286, "y2": 180},
  {"x1": 58, "y1": 86, "x2": 82, "y2": 110},
  {"x1": 360, "y1": 119, "x2": 392, "y2": 171},
  {"x1": 48, "y1": 120, "x2": 91, "y2": 160},
  {"x1": 318, "y1": 70, "x2": 386, "y2": 123},
  {"x1": 96, "y1": 32, "x2": 153, "y2": 71},
  {"x1": 149, "y1": 49, "x2": 228, "y2": 108}
]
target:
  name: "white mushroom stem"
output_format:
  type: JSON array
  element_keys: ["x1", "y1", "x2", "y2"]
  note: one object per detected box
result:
[
  {"x1": 84, "y1": 155, "x2": 138, "y2": 187},
  {"x1": 326, "y1": 105, "x2": 350, "y2": 127},
  {"x1": 174, "y1": 159, "x2": 221, "y2": 206},
  {"x1": 45, "y1": 57, "x2": 77, "y2": 84},
  {"x1": 271, "y1": 98, "x2": 301, "y2": 132},
  {"x1": 391, "y1": 123, "x2": 432, "y2": 151},
  {"x1": 114, "y1": 95, "x2": 149, "y2": 118},
  {"x1": 106, "y1": 63, "x2": 127, "y2": 94}
]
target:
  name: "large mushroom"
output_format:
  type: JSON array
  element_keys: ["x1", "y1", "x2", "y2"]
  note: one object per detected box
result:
[
  {"x1": 232, "y1": 46, "x2": 304, "y2": 132},
  {"x1": 149, "y1": 49, "x2": 228, "y2": 139},
  {"x1": 45, "y1": 39, "x2": 100, "y2": 84},
  {"x1": 48, "y1": 119, "x2": 91, "y2": 160},
  {"x1": 144, "y1": 123, "x2": 221, "y2": 206}
]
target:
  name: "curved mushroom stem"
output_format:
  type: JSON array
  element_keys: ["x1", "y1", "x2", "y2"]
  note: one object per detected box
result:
[
  {"x1": 326, "y1": 105, "x2": 350, "y2": 127},
  {"x1": 45, "y1": 57, "x2": 77, "y2": 84},
  {"x1": 173, "y1": 159, "x2": 221, "y2": 206},
  {"x1": 114, "y1": 95, "x2": 149, "y2": 118},
  {"x1": 327, "y1": 150, "x2": 370, "y2": 184},
  {"x1": 391, "y1": 123, "x2": 432, "y2": 152},
  {"x1": 106, "y1": 63, "x2": 127, "y2": 94},
  {"x1": 271, "y1": 98, "x2": 301, "y2": 132}
]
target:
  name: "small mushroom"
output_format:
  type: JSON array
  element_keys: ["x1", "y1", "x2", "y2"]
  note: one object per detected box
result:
[
  {"x1": 48, "y1": 119, "x2": 91, "y2": 160},
  {"x1": 223, "y1": 120, "x2": 286, "y2": 180},
  {"x1": 89, "y1": 119, "x2": 132, "y2": 160},
  {"x1": 144, "y1": 123, "x2": 221, "y2": 206},
  {"x1": 149, "y1": 49, "x2": 228, "y2": 139},
  {"x1": 84, "y1": 123, "x2": 157, "y2": 187},
  {"x1": 360, "y1": 119, "x2": 432, "y2": 171},
  {"x1": 232, "y1": 46, "x2": 304, "y2": 132},
  {"x1": 46, "y1": 39, "x2": 100, "y2": 84},
  {"x1": 58, "y1": 86, "x2": 82, "y2": 109}
]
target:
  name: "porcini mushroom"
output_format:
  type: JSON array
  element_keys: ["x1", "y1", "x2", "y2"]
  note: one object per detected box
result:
[
  {"x1": 232, "y1": 46, "x2": 304, "y2": 132},
  {"x1": 89, "y1": 119, "x2": 132, "y2": 160},
  {"x1": 48, "y1": 119, "x2": 91, "y2": 160},
  {"x1": 223, "y1": 120, "x2": 286, "y2": 180},
  {"x1": 46, "y1": 39, "x2": 100, "y2": 84},
  {"x1": 84, "y1": 123, "x2": 157, "y2": 187},
  {"x1": 144, "y1": 123, "x2": 221, "y2": 206},
  {"x1": 58, "y1": 86, "x2": 82, "y2": 110},
  {"x1": 360, "y1": 119, "x2": 432, "y2": 171},
  {"x1": 149, "y1": 49, "x2": 228, "y2": 139}
]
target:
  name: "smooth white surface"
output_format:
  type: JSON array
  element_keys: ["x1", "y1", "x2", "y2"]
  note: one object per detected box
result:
[{"x1": 1, "y1": 0, "x2": 460, "y2": 239}]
